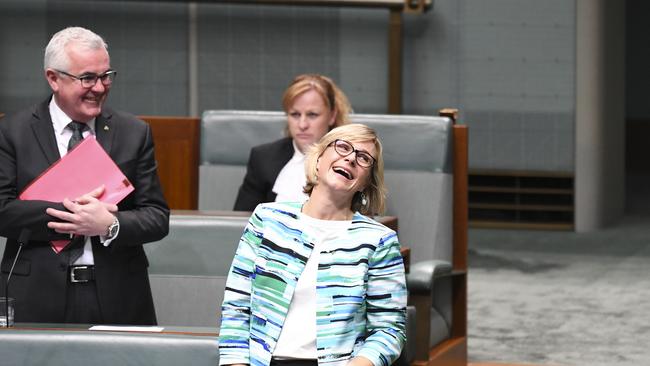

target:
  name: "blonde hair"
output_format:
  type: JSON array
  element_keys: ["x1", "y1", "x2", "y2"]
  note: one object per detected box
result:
[
  {"x1": 282, "y1": 74, "x2": 352, "y2": 130},
  {"x1": 303, "y1": 124, "x2": 386, "y2": 215}
]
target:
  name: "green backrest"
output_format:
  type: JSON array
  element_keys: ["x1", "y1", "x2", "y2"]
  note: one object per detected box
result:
[
  {"x1": 145, "y1": 214, "x2": 248, "y2": 328},
  {"x1": 199, "y1": 110, "x2": 454, "y2": 262}
]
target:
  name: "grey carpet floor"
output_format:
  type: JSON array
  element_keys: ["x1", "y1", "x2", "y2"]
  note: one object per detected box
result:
[{"x1": 467, "y1": 215, "x2": 650, "y2": 366}]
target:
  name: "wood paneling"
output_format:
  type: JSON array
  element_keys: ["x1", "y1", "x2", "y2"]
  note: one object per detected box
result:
[{"x1": 141, "y1": 116, "x2": 200, "y2": 210}]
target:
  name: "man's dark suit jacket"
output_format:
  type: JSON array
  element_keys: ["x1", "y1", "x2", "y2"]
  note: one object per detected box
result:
[
  {"x1": 233, "y1": 137, "x2": 294, "y2": 211},
  {"x1": 0, "y1": 98, "x2": 169, "y2": 325}
]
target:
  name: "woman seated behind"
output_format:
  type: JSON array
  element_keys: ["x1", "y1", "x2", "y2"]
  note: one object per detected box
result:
[
  {"x1": 219, "y1": 124, "x2": 407, "y2": 366},
  {"x1": 233, "y1": 73, "x2": 352, "y2": 211}
]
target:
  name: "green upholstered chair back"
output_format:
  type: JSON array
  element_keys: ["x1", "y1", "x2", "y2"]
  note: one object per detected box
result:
[
  {"x1": 199, "y1": 110, "x2": 455, "y2": 263},
  {"x1": 145, "y1": 214, "x2": 248, "y2": 328}
]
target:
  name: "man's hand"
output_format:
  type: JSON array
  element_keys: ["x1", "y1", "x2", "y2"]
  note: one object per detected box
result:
[{"x1": 46, "y1": 185, "x2": 118, "y2": 237}]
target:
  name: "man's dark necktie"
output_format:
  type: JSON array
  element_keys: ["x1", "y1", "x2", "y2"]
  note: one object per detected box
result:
[
  {"x1": 67, "y1": 121, "x2": 87, "y2": 151},
  {"x1": 65, "y1": 121, "x2": 88, "y2": 264}
]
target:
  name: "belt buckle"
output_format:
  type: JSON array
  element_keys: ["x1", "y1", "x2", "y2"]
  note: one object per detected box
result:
[{"x1": 70, "y1": 265, "x2": 89, "y2": 283}]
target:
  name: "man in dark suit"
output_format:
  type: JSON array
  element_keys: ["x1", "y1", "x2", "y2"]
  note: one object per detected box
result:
[{"x1": 0, "y1": 27, "x2": 169, "y2": 325}]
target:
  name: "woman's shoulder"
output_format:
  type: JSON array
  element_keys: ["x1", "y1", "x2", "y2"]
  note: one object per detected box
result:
[
  {"x1": 254, "y1": 201, "x2": 303, "y2": 217},
  {"x1": 351, "y1": 212, "x2": 397, "y2": 237}
]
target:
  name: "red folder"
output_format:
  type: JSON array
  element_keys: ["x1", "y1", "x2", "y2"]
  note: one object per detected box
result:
[{"x1": 19, "y1": 136, "x2": 134, "y2": 252}]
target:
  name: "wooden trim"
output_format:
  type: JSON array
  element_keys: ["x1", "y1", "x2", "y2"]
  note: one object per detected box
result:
[
  {"x1": 469, "y1": 203, "x2": 573, "y2": 212},
  {"x1": 449, "y1": 112, "x2": 468, "y2": 366},
  {"x1": 451, "y1": 122, "x2": 468, "y2": 342},
  {"x1": 452, "y1": 123, "x2": 468, "y2": 273},
  {"x1": 469, "y1": 168, "x2": 573, "y2": 178},
  {"x1": 410, "y1": 337, "x2": 467, "y2": 366},
  {"x1": 427, "y1": 337, "x2": 467, "y2": 366},
  {"x1": 388, "y1": 9, "x2": 403, "y2": 113},
  {"x1": 469, "y1": 363, "x2": 547, "y2": 366},
  {"x1": 470, "y1": 220, "x2": 574, "y2": 231},
  {"x1": 140, "y1": 116, "x2": 200, "y2": 210},
  {"x1": 450, "y1": 273, "x2": 467, "y2": 340},
  {"x1": 469, "y1": 186, "x2": 573, "y2": 195}
]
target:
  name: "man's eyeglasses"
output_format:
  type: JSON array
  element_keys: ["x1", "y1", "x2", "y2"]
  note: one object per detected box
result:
[
  {"x1": 331, "y1": 139, "x2": 376, "y2": 168},
  {"x1": 55, "y1": 69, "x2": 117, "y2": 88}
]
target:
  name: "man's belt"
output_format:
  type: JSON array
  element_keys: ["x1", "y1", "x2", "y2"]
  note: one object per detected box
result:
[{"x1": 69, "y1": 265, "x2": 95, "y2": 283}]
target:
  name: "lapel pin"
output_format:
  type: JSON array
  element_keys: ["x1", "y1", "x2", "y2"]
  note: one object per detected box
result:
[{"x1": 103, "y1": 125, "x2": 109, "y2": 131}]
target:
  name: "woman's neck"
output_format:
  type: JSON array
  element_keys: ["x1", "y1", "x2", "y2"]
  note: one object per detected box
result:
[{"x1": 302, "y1": 189, "x2": 354, "y2": 221}]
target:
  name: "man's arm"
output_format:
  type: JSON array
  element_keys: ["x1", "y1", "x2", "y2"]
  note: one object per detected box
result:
[
  {"x1": 0, "y1": 126, "x2": 69, "y2": 242},
  {"x1": 104, "y1": 122, "x2": 169, "y2": 246}
]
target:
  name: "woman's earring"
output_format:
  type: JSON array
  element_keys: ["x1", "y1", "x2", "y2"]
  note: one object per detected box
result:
[{"x1": 360, "y1": 192, "x2": 368, "y2": 206}]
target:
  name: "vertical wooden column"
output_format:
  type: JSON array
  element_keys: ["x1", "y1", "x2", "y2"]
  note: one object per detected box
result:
[
  {"x1": 388, "y1": 8, "x2": 403, "y2": 114},
  {"x1": 451, "y1": 125, "x2": 468, "y2": 344},
  {"x1": 188, "y1": 3, "x2": 200, "y2": 117},
  {"x1": 441, "y1": 108, "x2": 469, "y2": 343}
]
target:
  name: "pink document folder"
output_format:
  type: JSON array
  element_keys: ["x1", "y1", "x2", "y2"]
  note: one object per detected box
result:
[{"x1": 19, "y1": 136, "x2": 134, "y2": 252}]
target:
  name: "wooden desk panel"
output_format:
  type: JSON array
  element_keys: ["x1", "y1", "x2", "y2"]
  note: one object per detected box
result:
[{"x1": 141, "y1": 116, "x2": 200, "y2": 210}]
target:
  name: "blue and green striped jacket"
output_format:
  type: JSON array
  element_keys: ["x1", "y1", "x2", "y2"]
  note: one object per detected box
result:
[{"x1": 218, "y1": 202, "x2": 407, "y2": 366}]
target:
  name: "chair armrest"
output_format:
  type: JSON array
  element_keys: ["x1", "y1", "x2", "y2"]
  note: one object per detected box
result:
[
  {"x1": 393, "y1": 305, "x2": 417, "y2": 366},
  {"x1": 406, "y1": 260, "x2": 452, "y2": 294},
  {"x1": 406, "y1": 260, "x2": 454, "y2": 360}
]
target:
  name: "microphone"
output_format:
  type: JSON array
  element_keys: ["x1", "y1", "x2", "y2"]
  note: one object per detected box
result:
[{"x1": 4, "y1": 228, "x2": 30, "y2": 327}]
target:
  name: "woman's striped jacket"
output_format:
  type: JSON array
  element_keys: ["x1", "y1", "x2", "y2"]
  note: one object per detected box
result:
[{"x1": 218, "y1": 202, "x2": 407, "y2": 366}]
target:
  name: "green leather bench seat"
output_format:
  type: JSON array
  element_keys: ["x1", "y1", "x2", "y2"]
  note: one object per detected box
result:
[
  {"x1": 0, "y1": 326, "x2": 218, "y2": 366},
  {"x1": 145, "y1": 213, "x2": 248, "y2": 328}
]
